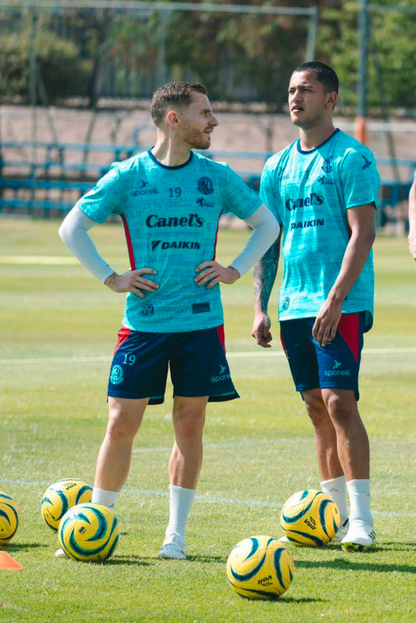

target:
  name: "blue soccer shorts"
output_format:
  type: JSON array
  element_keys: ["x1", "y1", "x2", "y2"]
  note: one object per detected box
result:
[
  {"x1": 280, "y1": 313, "x2": 365, "y2": 400},
  {"x1": 107, "y1": 325, "x2": 239, "y2": 404}
]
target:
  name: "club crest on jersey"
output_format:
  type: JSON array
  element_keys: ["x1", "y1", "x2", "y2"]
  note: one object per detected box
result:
[
  {"x1": 197, "y1": 177, "x2": 214, "y2": 195},
  {"x1": 110, "y1": 365, "x2": 124, "y2": 385},
  {"x1": 140, "y1": 304, "x2": 155, "y2": 317},
  {"x1": 282, "y1": 297, "x2": 290, "y2": 311},
  {"x1": 321, "y1": 157, "x2": 333, "y2": 173}
]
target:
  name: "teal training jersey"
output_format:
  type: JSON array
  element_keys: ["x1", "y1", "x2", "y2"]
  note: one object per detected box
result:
[
  {"x1": 77, "y1": 149, "x2": 262, "y2": 332},
  {"x1": 260, "y1": 129, "x2": 380, "y2": 330}
]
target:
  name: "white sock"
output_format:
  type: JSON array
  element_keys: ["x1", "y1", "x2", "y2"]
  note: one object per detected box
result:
[
  {"x1": 346, "y1": 479, "x2": 373, "y2": 526},
  {"x1": 91, "y1": 487, "x2": 119, "y2": 510},
  {"x1": 321, "y1": 476, "x2": 348, "y2": 525},
  {"x1": 165, "y1": 485, "x2": 196, "y2": 543}
]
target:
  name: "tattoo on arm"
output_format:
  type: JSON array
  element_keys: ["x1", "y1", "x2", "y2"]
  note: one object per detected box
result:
[{"x1": 253, "y1": 233, "x2": 281, "y2": 312}]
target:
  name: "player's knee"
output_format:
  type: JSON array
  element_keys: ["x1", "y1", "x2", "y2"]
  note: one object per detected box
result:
[
  {"x1": 324, "y1": 393, "x2": 357, "y2": 424},
  {"x1": 173, "y1": 407, "x2": 205, "y2": 440},
  {"x1": 304, "y1": 395, "x2": 328, "y2": 427},
  {"x1": 106, "y1": 412, "x2": 137, "y2": 442}
]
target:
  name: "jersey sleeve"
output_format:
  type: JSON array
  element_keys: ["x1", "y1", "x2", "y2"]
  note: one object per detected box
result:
[
  {"x1": 221, "y1": 165, "x2": 262, "y2": 219},
  {"x1": 340, "y1": 148, "x2": 381, "y2": 210},
  {"x1": 76, "y1": 164, "x2": 125, "y2": 223},
  {"x1": 260, "y1": 159, "x2": 283, "y2": 225}
]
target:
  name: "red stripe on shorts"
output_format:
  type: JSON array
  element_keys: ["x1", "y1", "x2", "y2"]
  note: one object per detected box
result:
[
  {"x1": 121, "y1": 214, "x2": 136, "y2": 270},
  {"x1": 114, "y1": 326, "x2": 131, "y2": 355},
  {"x1": 216, "y1": 324, "x2": 226, "y2": 352},
  {"x1": 337, "y1": 313, "x2": 360, "y2": 362}
]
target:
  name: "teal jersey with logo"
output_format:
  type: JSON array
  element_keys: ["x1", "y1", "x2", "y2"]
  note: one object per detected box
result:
[
  {"x1": 260, "y1": 129, "x2": 380, "y2": 330},
  {"x1": 77, "y1": 149, "x2": 262, "y2": 332}
]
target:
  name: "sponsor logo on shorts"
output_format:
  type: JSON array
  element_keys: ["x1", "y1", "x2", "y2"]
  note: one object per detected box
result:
[
  {"x1": 110, "y1": 365, "x2": 124, "y2": 385},
  {"x1": 211, "y1": 364, "x2": 231, "y2": 383},
  {"x1": 140, "y1": 304, "x2": 154, "y2": 317},
  {"x1": 151, "y1": 240, "x2": 201, "y2": 251},
  {"x1": 197, "y1": 177, "x2": 214, "y2": 195},
  {"x1": 324, "y1": 360, "x2": 350, "y2": 377}
]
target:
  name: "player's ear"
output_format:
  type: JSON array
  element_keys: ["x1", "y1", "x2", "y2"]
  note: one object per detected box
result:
[
  {"x1": 326, "y1": 91, "x2": 338, "y2": 109},
  {"x1": 166, "y1": 110, "x2": 180, "y2": 128}
]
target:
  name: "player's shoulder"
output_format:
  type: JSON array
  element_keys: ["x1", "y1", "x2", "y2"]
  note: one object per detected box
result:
[
  {"x1": 192, "y1": 151, "x2": 231, "y2": 174},
  {"x1": 263, "y1": 141, "x2": 298, "y2": 174},
  {"x1": 110, "y1": 150, "x2": 151, "y2": 175},
  {"x1": 333, "y1": 130, "x2": 375, "y2": 162}
]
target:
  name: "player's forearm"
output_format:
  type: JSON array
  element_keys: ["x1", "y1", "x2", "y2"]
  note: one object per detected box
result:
[
  {"x1": 253, "y1": 236, "x2": 281, "y2": 313},
  {"x1": 59, "y1": 206, "x2": 115, "y2": 283},
  {"x1": 327, "y1": 231, "x2": 375, "y2": 305},
  {"x1": 229, "y1": 204, "x2": 280, "y2": 277}
]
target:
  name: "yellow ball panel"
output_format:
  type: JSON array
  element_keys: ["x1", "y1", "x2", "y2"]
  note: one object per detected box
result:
[
  {"x1": 41, "y1": 479, "x2": 92, "y2": 531},
  {"x1": 0, "y1": 491, "x2": 19, "y2": 545},
  {"x1": 281, "y1": 489, "x2": 340, "y2": 546},
  {"x1": 58, "y1": 503, "x2": 120, "y2": 562},
  {"x1": 226, "y1": 535, "x2": 294, "y2": 599}
]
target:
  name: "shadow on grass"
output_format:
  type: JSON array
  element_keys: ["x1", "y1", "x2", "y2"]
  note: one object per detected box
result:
[
  {"x1": 104, "y1": 554, "x2": 151, "y2": 567},
  {"x1": 5, "y1": 542, "x2": 48, "y2": 552},
  {"x1": 281, "y1": 597, "x2": 328, "y2": 604},
  {"x1": 297, "y1": 558, "x2": 416, "y2": 574}
]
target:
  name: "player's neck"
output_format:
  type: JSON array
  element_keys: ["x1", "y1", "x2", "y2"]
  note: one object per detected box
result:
[
  {"x1": 298, "y1": 122, "x2": 336, "y2": 151},
  {"x1": 152, "y1": 137, "x2": 192, "y2": 167}
]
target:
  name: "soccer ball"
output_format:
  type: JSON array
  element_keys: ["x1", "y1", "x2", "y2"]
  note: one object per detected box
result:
[
  {"x1": 0, "y1": 491, "x2": 19, "y2": 545},
  {"x1": 281, "y1": 489, "x2": 340, "y2": 546},
  {"x1": 226, "y1": 535, "x2": 294, "y2": 600},
  {"x1": 58, "y1": 503, "x2": 120, "y2": 562},
  {"x1": 41, "y1": 479, "x2": 93, "y2": 531}
]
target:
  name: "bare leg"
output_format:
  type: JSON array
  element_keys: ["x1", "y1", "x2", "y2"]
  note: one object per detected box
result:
[
  {"x1": 303, "y1": 388, "x2": 344, "y2": 481},
  {"x1": 94, "y1": 397, "x2": 149, "y2": 492},
  {"x1": 169, "y1": 395, "x2": 208, "y2": 489},
  {"x1": 321, "y1": 388, "x2": 369, "y2": 481}
]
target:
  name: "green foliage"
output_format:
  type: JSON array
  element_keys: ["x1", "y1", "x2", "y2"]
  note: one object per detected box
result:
[
  {"x1": 0, "y1": 28, "x2": 91, "y2": 104},
  {"x1": 318, "y1": 0, "x2": 416, "y2": 113}
]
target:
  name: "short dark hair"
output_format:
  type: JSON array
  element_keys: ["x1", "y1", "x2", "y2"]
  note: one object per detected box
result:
[
  {"x1": 292, "y1": 61, "x2": 339, "y2": 93},
  {"x1": 150, "y1": 82, "x2": 208, "y2": 127}
]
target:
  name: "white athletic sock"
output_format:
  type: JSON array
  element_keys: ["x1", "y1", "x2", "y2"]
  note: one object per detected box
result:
[
  {"x1": 321, "y1": 476, "x2": 348, "y2": 525},
  {"x1": 346, "y1": 479, "x2": 373, "y2": 526},
  {"x1": 91, "y1": 487, "x2": 119, "y2": 510},
  {"x1": 165, "y1": 485, "x2": 196, "y2": 542}
]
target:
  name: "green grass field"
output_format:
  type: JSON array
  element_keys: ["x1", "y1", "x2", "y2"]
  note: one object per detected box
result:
[{"x1": 0, "y1": 219, "x2": 415, "y2": 622}]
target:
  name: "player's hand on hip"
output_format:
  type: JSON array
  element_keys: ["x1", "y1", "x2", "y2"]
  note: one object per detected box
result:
[
  {"x1": 105, "y1": 269, "x2": 159, "y2": 298},
  {"x1": 312, "y1": 300, "x2": 342, "y2": 347},
  {"x1": 408, "y1": 234, "x2": 416, "y2": 261},
  {"x1": 252, "y1": 312, "x2": 272, "y2": 348},
  {"x1": 194, "y1": 261, "x2": 240, "y2": 289}
]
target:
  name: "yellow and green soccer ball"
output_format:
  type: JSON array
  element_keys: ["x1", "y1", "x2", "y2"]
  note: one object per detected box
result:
[
  {"x1": 226, "y1": 535, "x2": 294, "y2": 600},
  {"x1": 0, "y1": 491, "x2": 19, "y2": 545},
  {"x1": 41, "y1": 479, "x2": 93, "y2": 531},
  {"x1": 58, "y1": 503, "x2": 120, "y2": 562},
  {"x1": 281, "y1": 489, "x2": 340, "y2": 546}
]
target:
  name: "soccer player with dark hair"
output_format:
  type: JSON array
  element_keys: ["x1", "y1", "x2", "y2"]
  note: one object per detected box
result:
[
  {"x1": 252, "y1": 62, "x2": 380, "y2": 551},
  {"x1": 59, "y1": 81, "x2": 279, "y2": 560},
  {"x1": 408, "y1": 171, "x2": 416, "y2": 260}
]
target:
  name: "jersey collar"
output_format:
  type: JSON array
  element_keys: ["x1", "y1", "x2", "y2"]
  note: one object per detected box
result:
[
  {"x1": 296, "y1": 128, "x2": 340, "y2": 154},
  {"x1": 148, "y1": 148, "x2": 194, "y2": 170}
]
